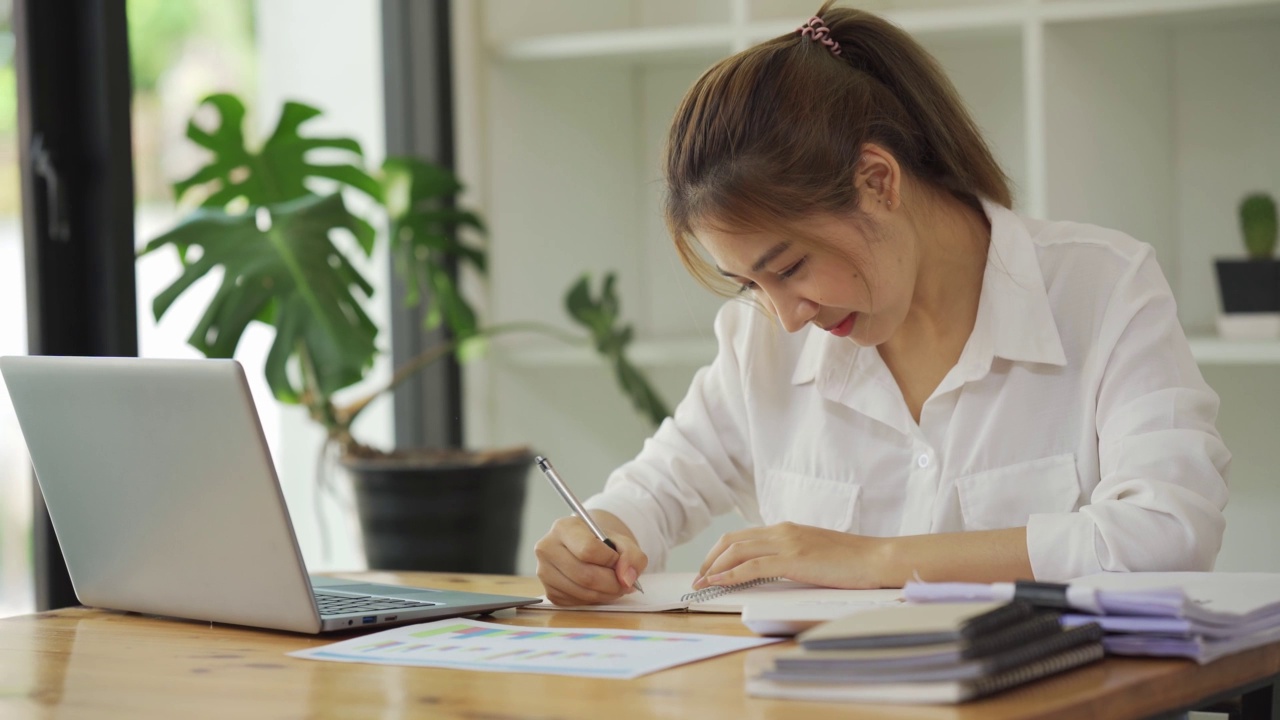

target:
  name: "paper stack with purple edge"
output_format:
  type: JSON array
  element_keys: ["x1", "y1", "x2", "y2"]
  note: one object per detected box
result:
[{"x1": 904, "y1": 572, "x2": 1280, "y2": 664}]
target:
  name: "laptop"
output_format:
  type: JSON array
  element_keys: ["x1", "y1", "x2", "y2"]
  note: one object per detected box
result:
[{"x1": 0, "y1": 355, "x2": 540, "y2": 633}]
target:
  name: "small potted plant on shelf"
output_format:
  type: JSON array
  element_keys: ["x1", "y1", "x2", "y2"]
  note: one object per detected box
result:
[
  {"x1": 140, "y1": 93, "x2": 668, "y2": 573},
  {"x1": 1215, "y1": 192, "x2": 1280, "y2": 340}
]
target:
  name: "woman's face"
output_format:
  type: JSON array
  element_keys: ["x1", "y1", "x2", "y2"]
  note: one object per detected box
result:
[{"x1": 694, "y1": 212, "x2": 917, "y2": 347}]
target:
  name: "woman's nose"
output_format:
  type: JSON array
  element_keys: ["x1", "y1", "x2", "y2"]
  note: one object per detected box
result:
[{"x1": 774, "y1": 293, "x2": 819, "y2": 333}]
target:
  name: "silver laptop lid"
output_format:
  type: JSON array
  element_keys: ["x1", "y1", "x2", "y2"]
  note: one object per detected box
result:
[{"x1": 1, "y1": 356, "x2": 323, "y2": 633}]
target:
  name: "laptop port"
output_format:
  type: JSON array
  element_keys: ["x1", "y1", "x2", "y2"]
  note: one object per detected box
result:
[
  {"x1": 362, "y1": 616, "x2": 376, "y2": 624},
  {"x1": 384, "y1": 615, "x2": 398, "y2": 622}
]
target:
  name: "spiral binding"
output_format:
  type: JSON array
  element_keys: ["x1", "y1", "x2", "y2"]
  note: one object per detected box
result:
[
  {"x1": 680, "y1": 576, "x2": 783, "y2": 604},
  {"x1": 970, "y1": 642, "x2": 1105, "y2": 698}
]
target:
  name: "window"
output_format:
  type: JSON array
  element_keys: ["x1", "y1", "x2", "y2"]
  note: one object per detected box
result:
[
  {"x1": 131, "y1": 0, "x2": 389, "y2": 572},
  {"x1": 0, "y1": 0, "x2": 30, "y2": 618}
]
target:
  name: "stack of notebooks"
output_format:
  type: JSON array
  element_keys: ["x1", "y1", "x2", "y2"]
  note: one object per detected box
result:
[
  {"x1": 905, "y1": 572, "x2": 1280, "y2": 664},
  {"x1": 747, "y1": 600, "x2": 1104, "y2": 704}
]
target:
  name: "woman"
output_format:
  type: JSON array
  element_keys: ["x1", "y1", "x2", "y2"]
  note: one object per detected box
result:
[{"x1": 535, "y1": 2, "x2": 1229, "y2": 607}]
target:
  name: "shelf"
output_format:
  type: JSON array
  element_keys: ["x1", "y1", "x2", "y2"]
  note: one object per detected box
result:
[
  {"x1": 497, "y1": 24, "x2": 737, "y2": 63},
  {"x1": 742, "y1": 4, "x2": 1026, "y2": 43},
  {"x1": 496, "y1": 338, "x2": 717, "y2": 368},
  {"x1": 492, "y1": 0, "x2": 1279, "y2": 64},
  {"x1": 1041, "y1": 0, "x2": 1280, "y2": 24},
  {"x1": 495, "y1": 3, "x2": 1028, "y2": 63},
  {"x1": 496, "y1": 335, "x2": 1280, "y2": 368},
  {"x1": 1187, "y1": 335, "x2": 1280, "y2": 365}
]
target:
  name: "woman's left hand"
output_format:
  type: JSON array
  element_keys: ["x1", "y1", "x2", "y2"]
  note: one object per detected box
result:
[{"x1": 693, "y1": 522, "x2": 890, "y2": 590}]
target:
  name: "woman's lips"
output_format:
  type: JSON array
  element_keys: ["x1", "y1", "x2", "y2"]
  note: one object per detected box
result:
[{"x1": 826, "y1": 313, "x2": 856, "y2": 337}]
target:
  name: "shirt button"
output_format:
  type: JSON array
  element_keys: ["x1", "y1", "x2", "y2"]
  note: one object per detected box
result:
[{"x1": 917, "y1": 454, "x2": 930, "y2": 468}]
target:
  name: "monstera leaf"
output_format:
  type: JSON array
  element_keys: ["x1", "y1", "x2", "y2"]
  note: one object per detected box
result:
[
  {"x1": 383, "y1": 157, "x2": 487, "y2": 341},
  {"x1": 144, "y1": 93, "x2": 671, "y2": 449},
  {"x1": 140, "y1": 193, "x2": 378, "y2": 403},
  {"x1": 173, "y1": 93, "x2": 382, "y2": 244},
  {"x1": 566, "y1": 273, "x2": 670, "y2": 426}
]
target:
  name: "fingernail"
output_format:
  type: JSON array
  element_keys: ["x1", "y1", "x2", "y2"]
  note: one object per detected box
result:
[
  {"x1": 691, "y1": 575, "x2": 705, "y2": 589},
  {"x1": 705, "y1": 573, "x2": 725, "y2": 585},
  {"x1": 625, "y1": 567, "x2": 639, "y2": 587}
]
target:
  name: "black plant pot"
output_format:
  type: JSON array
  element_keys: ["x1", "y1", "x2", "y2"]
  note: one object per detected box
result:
[
  {"x1": 1215, "y1": 258, "x2": 1280, "y2": 313},
  {"x1": 343, "y1": 449, "x2": 533, "y2": 573}
]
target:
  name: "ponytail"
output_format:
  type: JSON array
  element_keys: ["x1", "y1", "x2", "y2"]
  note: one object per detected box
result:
[{"x1": 665, "y1": 0, "x2": 1011, "y2": 294}]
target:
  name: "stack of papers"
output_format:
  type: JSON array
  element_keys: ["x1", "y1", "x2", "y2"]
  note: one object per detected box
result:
[
  {"x1": 746, "y1": 602, "x2": 1104, "y2": 704},
  {"x1": 904, "y1": 572, "x2": 1280, "y2": 664}
]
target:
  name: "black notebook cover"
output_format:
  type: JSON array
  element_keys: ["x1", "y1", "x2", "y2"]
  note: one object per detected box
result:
[
  {"x1": 747, "y1": 640, "x2": 1106, "y2": 705},
  {"x1": 769, "y1": 622, "x2": 1103, "y2": 683},
  {"x1": 779, "y1": 612, "x2": 1066, "y2": 672}
]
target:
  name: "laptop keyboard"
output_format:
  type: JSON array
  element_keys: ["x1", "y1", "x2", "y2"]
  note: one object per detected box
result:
[{"x1": 314, "y1": 591, "x2": 438, "y2": 616}]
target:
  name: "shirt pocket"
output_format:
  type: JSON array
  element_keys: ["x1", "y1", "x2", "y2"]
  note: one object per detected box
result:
[
  {"x1": 758, "y1": 470, "x2": 860, "y2": 533},
  {"x1": 956, "y1": 453, "x2": 1081, "y2": 531}
]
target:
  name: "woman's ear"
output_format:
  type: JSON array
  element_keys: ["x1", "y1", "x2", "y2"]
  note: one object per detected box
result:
[{"x1": 854, "y1": 143, "x2": 901, "y2": 211}]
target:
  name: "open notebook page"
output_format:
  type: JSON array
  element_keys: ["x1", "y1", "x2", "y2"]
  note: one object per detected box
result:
[{"x1": 528, "y1": 572, "x2": 904, "y2": 616}]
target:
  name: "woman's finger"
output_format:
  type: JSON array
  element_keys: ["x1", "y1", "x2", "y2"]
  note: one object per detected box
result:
[
  {"x1": 697, "y1": 527, "x2": 769, "y2": 579},
  {"x1": 539, "y1": 553, "x2": 625, "y2": 606},
  {"x1": 695, "y1": 538, "x2": 775, "y2": 587},
  {"x1": 701, "y1": 556, "x2": 779, "y2": 589}
]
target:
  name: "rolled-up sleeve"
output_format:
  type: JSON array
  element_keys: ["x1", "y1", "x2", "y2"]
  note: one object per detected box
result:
[
  {"x1": 584, "y1": 302, "x2": 758, "y2": 571},
  {"x1": 1027, "y1": 247, "x2": 1230, "y2": 580}
]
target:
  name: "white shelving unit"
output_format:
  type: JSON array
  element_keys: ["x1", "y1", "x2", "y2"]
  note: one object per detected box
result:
[
  {"x1": 450, "y1": 0, "x2": 1280, "y2": 574},
  {"x1": 498, "y1": 336, "x2": 1280, "y2": 367}
]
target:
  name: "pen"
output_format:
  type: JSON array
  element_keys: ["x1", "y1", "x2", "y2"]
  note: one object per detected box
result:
[{"x1": 534, "y1": 455, "x2": 645, "y2": 593}]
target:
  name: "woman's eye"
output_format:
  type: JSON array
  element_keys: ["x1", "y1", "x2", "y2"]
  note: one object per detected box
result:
[
  {"x1": 737, "y1": 280, "x2": 758, "y2": 294},
  {"x1": 778, "y1": 257, "x2": 807, "y2": 279}
]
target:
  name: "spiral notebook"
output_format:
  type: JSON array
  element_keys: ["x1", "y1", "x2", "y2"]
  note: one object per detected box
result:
[
  {"x1": 766, "y1": 621, "x2": 1102, "y2": 683},
  {"x1": 746, "y1": 642, "x2": 1105, "y2": 704},
  {"x1": 773, "y1": 613, "x2": 1067, "y2": 672},
  {"x1": 529, "y1": 572, "x2": 903, "y2": 615},
  {"x1": 798, "y1": 601, "x2": 1036, "y2": 650}
]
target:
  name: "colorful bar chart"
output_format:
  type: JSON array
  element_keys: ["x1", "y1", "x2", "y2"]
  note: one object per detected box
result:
[
  {"x1": 406, "y1": 624, "x2": 700, "y2": 643},
  {"x1": 290, "y1": 618, "x2": 780, "y2": 679}
]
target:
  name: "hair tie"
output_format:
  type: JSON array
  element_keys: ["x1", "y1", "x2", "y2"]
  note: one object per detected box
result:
[{"x1": 797, "y1": 16, "x2": 841, "y2": 57}]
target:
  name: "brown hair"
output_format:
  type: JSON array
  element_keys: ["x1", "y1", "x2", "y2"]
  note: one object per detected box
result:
[{"x1": 664, "y1": 1, "x2": 1011, "y2": 295}]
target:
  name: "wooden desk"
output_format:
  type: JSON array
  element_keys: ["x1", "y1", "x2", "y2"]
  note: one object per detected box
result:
[{"x1": 3, "y1": 572, "x2": 1279, "y2": 719}]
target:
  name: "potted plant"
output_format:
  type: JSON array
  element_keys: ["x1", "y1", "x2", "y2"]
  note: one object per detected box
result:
[
  {"x1": 1215, "y1": 192, "x2": 1280, "y2": 340},
  {"x1": 140, "y1": 93, "x2": 668, "y2": 573}
]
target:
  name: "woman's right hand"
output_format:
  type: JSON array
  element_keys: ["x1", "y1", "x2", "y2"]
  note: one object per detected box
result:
[{"x1": 534, "y1": 510, "x2": 648, "y2": 606}]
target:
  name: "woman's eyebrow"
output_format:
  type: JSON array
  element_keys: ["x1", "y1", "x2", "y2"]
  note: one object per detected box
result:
[{"x1": 715, "y1": 242, "x2": 791, "y2": 278}]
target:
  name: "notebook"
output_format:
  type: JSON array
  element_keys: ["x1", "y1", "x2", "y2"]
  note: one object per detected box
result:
[
  {"x1": 741, "y1": 594, "x2": 908, "y2": 636},
  {"x1": 764, "y1": 621, "x2": 1102, "y2": 683},
  {"x1": 798, "y1": 601, "x2": 1036, "y2": 650},
  {"x1": 529, "y1": 572, "x2": 903, "y2": 616},
  {"x1": 746, "y1": 642, "x2": 1105, "y2": 704},
  {"x1": 773, "y1": 613, "x2": 1065, "y2": 672}
]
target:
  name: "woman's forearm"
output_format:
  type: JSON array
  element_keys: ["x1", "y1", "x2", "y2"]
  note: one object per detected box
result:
[{"x1": 877, "y1": 527, "x2": 1034, "y2": 586}]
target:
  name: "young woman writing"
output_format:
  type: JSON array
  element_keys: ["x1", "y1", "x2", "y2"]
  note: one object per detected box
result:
[{"x1": 535, "y1": 2, "x2": 1229, "y2": 607}]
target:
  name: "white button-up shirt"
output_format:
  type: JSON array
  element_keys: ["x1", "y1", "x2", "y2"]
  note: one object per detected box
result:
[{"x1": 585, "y1": 200, "x2": 1230, "y2": 582}]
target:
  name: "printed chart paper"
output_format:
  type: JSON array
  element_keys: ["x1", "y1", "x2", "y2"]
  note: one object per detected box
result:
[{"x1": 288, "y1": 618, "x2": 781, "y2": 679}]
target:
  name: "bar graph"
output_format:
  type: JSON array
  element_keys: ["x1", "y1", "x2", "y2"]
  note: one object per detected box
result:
[{"x1": 290, "y1": 618, "x2": 779, "y2": 679}]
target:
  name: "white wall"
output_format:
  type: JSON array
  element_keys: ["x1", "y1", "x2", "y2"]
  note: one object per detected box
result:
[
  {"x1": 457, "y1": 1, "x2": 1280, "y2": 577},
  {"x1": 1174, "y1": 21, "x2": 1280, "y2": 332},
  {"x1": 1174, "y1": 21, "x2": 1280, "y2": 571}
]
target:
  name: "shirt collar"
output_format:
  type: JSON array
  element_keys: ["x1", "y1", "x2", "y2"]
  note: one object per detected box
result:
[
  {"x1": 792, "y1": 198, "x2": 1065, "y2": 388},
  {"x1": 977, "y1": 198, "x2": 1066, "y2": 368}
]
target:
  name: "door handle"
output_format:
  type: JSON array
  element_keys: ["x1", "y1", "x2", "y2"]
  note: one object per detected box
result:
[{"x1": 30, "y1": 134, "x2": 70, "y2": 243}]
